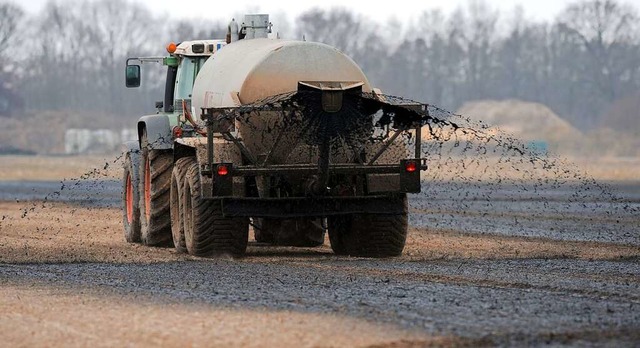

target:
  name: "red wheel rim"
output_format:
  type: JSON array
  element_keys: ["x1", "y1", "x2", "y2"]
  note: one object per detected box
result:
[
  {"x1": 144, "y1": 156, "x2": 151, "y2": 220},
  {"x1": 125, "y1": 173, "x2": 133, "y2": 224}
]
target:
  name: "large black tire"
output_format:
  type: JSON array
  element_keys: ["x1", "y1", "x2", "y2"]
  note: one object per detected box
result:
[
  {"x1": 122, "y1": 152, "x2": 141, "y2": 243},
  {"x1": 170, "y1": 157, "x2": 192, "y2": 253},
  {"x1": 328, "y1": 194, "x2": 408, "y2": 257},
  {"x1": 253, "y1": 218, "x2": 325, "y2": 247},
  {"x1": 139, "y1": 130, "x2": 173, "y2": 247},
  {"x1": 182, "y1": 157, "x2": 249, "y2": 257}
]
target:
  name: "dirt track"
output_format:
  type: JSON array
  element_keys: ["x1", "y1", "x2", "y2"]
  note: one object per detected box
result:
[
  {"x1": 2, "y1": 208, "x2": 639, "y2": 346},
  {"x1": 1, "y1": 174, "x2": 639, "y2": 346}
]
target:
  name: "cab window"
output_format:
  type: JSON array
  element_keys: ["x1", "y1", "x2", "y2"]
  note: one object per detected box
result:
[{"x1": 174, "y1": 57, "x2": 206, "y2": 102}]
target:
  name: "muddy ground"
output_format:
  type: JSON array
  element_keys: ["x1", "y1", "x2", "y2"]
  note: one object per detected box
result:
[{"x1": 0, "y1": 157, "x2": 639, "y2": 347}]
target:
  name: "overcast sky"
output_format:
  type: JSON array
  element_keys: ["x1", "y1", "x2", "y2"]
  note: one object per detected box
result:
[{"x1": 12, "y1": 0, "x2": 640, "y2": 23}]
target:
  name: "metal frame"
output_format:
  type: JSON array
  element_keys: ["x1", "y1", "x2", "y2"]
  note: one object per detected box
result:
[
  {"x1": 199, "y1": 105, "x2": 427, "y2": 201},
  {"x1": 218, "y1": 194, "x2": 407, "y2": 218}
]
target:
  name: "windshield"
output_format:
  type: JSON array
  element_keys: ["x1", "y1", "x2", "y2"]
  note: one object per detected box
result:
[{"x1": 174, "y1": 56, "x2": 206, "y2": 102}]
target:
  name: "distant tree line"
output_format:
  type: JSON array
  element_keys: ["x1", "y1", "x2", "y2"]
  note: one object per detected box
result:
[
  {"x1": 298, "y1": 1, "x2": 640, "y2": 130},
  {"x1": 0, "y1": 0, "x2": 638, "y2": 131}
]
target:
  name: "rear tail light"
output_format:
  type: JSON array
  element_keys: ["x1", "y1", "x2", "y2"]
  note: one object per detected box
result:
[
  {"x1": 217, "y1": 165, "x2": 229, "y2": 176},
  {"x1": 404, "y1": 160, "x2": 417, "y2": 173},
  {"x1": 172, "y1": 126, "x2": 183, "y2": 138}
]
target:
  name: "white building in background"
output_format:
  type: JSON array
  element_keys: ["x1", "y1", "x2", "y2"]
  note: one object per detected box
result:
[
  {"x1": 65, "y1": 129, "x2": 136, "y2": 154},
  {"x1": 120, "y1": 129, "x2": 137, "y2": 143},
  {"x1": 64, "y1": 129, "x2": 93, "y2": 154}
]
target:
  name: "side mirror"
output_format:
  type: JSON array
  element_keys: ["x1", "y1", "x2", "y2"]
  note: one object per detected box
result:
[{"x1": 125, "y1": 65, "x2": 141, "y2": 88}]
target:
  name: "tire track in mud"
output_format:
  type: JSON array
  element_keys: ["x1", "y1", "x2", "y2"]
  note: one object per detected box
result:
[{"x1": 272, "y1": 258, "x2": 640, "y2": 303}]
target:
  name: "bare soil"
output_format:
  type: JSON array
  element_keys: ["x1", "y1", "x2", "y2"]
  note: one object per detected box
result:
[
  {"x1": 0, "y1": 155, "x2": 120, "y2": 181},
  {"x1": 1, "y1": 154, "x2": 639, "y2": 346},
  {"x1": 1, "y1": 200, "x2": 639, "y2": 346},
  {"x1": 0, "y1": 283, "x2": 438, "y2": 348},
  {"x1": 1, "y1": 202, "x2": 637, "y2": 264}
]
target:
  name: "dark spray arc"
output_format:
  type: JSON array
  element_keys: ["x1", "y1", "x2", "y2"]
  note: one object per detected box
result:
[
  {"x1": 207, "y1": 90, "x2": 638, "y2": 244},
  {"x1": 1, "y1": 93, "x2": 636, "y2": 250},
  {"x1": 225, "y1": 91, "x2": 436, "y2": 196}
]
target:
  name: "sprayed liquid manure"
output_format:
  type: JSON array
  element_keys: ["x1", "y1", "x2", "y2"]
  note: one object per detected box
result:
[{"x1": 0, "y1": 93, "x2": 638, "y2": 251}]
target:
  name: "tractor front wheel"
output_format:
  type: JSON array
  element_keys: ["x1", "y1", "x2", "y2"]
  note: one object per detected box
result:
[
  {"x1": 139, "y1": 130, "x2": 173, "y2": 247},
  {"x1": 122, "y1": 152, "x2": 141, "y2": 243}
]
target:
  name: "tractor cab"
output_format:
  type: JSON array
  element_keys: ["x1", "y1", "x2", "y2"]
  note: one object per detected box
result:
[{"x1": 125, "y1": 39, "x2": 226, "y2": 114}]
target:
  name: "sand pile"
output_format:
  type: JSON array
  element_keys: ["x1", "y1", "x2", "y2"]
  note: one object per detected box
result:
[
  {"x1": 456, "y1": 100, "x2": 584, "y2": 147},
  {"x1": 599, "y1": 91, "x2": 640, "y2": 136}
]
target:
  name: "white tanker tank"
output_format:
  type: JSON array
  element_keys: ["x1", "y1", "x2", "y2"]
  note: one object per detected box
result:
[
  {"x1": 191, "y1": 36, "x2": 377, "y2": 164},
  {"x1": 192, "y1": 38, "x2": 373, "y2": 108}
]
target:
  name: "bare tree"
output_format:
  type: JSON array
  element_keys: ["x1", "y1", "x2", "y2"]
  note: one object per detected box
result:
[
  {"x1": 297, "y1": 8, "x2": 363, "y2": 53},
  {"x1": 80, "y1": 0, "x2": 163, "y2": 114},
  {"x1": 296, "y1": 8, "x2": 388, "y2": 86},
  {"x1": 447, "y1": 1, "x2": 500, "y2": 101},
  {"x1": 0, "y1": 2, "x2": 24, "y2": 116},
  {"x1": 7, "y1": 0, "x2": 640, "y2": 132},
  {"x1": 495, "y1": 9, "x2": 553, "y2": 103},
  {"x1": 0, "y1": 2, "x2": 23, "y2": 57},
  {"x1": 411, "y1": 9, "x2": 465, "y2": 108},
  {"x1": 172, "y1": 18, "x2": 226, "y2": 43},
  {"x1": 557, "y1": 0, "x2": 640, "y2": 110},
  {"x1": 20, "y1": 0, "x2": 165, "y2": 118}
]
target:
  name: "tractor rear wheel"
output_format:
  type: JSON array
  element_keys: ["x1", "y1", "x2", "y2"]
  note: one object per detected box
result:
[
  {"x1": 328, "y1": 194, "x2": 408, "y2": 257},
  {"x1": 139, "y1": 130, "x2": 173, "y2": 247},
  {"x1": 182, "y1": 157, "x2": 249, "y2": 257},
  {"x1": 122, "y1": 152, "x2": 141, "y2": 243},
  {"x1": 170, "y1": 157, "x2": 192, "y2": 253}
]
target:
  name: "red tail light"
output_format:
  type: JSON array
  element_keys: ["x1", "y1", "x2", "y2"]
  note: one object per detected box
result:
[
  {"x1": 217, "y1": 165, "x2": 229, "y2": 176},
  {"x1": 172, "y1": 126, "x2": 183, "y2": 138},
  {"x1": 405, "y1": 161, "x2": 417, "y2": 173}
]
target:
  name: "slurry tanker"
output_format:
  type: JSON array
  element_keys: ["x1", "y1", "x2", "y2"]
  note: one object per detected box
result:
[{"x1": 123, "y1": 14, "x2": 428, "y2": 257}]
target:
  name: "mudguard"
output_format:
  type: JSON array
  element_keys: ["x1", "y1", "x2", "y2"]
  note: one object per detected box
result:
[
  {"x1": 121, "y1": 140, "x2": 141, "y2": 172},
  {"x1": 121, "y1": 140, "x2": 140, "y2": 153},
  {"x1": 137, "y1": 115, "x2": 173, "y2": 150}
]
